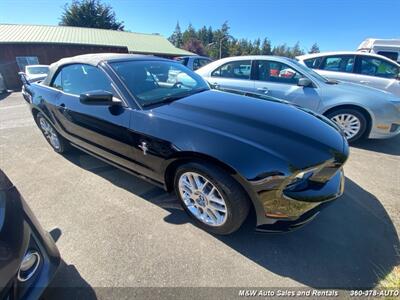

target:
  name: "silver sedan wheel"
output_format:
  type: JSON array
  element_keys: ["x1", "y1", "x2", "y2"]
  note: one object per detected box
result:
[
  {"x1": 39, "y1": 117, "x2": 61, "y2": 150},
  {"x1": 330, "y1": 113, "x2": 361, "y2": 140},
  {"x1": 178, "y1": 172, "x2": 227, "y2": 227}
]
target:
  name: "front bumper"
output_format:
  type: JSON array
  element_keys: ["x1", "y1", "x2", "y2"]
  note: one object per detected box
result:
[
  {"x1": 0, "y1": 171, "x2": 60, "y2": 300},
  {"x1": 253, "y1": 168, "x2": 345, "y2": 232},
  {"x1": 368, "y1": 102, "x2": 400, "y2": 139},
  {"x1": 369, "y1": 122, "x2": 400, "y2": 139},
  {"x1": 256, "y1": 200, "x2": 335, "y2": 232}
]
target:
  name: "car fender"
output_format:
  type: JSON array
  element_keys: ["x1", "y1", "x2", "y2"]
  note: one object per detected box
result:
[{"x1": 319, "y1": 98, "x2": 376, "y2": 126}]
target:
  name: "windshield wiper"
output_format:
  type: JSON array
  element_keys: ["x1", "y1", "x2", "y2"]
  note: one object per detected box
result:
[{"x1": 142, "y1": 88, "x2": 208, "y2": 107}]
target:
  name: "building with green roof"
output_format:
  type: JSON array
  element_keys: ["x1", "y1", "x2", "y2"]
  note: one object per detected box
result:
[{"x1": 0, "y1": 24, "x2": 193, "y2": 90}]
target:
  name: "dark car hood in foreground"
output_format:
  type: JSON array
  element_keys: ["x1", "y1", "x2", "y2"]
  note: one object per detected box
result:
[{"x1": 150, "y1": 90, "x2": 346, "y2": 171}]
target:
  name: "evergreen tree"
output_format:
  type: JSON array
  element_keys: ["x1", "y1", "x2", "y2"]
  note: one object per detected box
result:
[
  {"x1": 207, "y1": 26, "x2": 214, "y2": 44},
  {"x1": 261, "y1": 38, "x2": 272, "y2": 55},
  {"x1": 169, "y1": 22, "x2": 312, "y2": 59},
  {"x1": 272, "y1": 44, "x2": 288, "y2": 57},
  {"x1": 59, "y1": 0, "x2": 124, "y2": 30},
  {"x1": 309, "y1": 43, "x2": 320, "y2": 54},
  {"x1": 182, "y1": 23, "x2": 197, "y2": 45},
  {"x1": 197, "y1": 26, "x2": 208, "y2": 46},
  {"x1": 250, "y1": 38, "x2": 261, "y2": 55},
  {"x1": 291, "y1": 42, "x2": 304, "y2": 57},
  {"x1": 168, "y1": 22, "x2": 183, "y2": 48}
]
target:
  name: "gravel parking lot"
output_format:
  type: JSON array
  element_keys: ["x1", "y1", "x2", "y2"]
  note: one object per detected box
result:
[{"x1": 1, "y1": 93, "x2": 399, "y2": 298}]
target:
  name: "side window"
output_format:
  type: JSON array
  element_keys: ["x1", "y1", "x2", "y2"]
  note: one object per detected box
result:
[
  {"x1": 52, "y1": 71, "x2": 63, "y2": 91},
  {"x1": 377, "y1": 51, "x2": 399, "y2": 62},
  {"x1": 320, "y1": 55, "x2": 355, "y2": 73},
  {"x1": 359, "y1": 56, "x2": 399, "y2": 79},
  {"x1": 257, "y1": 61, "x2": 302, "y2": 85},
  {"x1": 192, "y1": 59, "x2": 201, "y2": 71},
  {"x1": 193, "y1": 58, "x2": 210, "y2": 70},
  {"x1": 199, "y1": 59, "x2": 211, "y2": 68},
  {"x1": 303, "y1": 57, "x2": 322, "y2": 69},
  {"x1": 211, "y1": 60, "x2": 252, "y2": 80},
  {"x1": 55, "y1": 64, "x2": 114, "y2": 96}
]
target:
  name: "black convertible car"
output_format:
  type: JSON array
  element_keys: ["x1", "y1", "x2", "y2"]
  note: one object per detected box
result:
[{"x1": 25, "y1": 53, "x2": 348, "y2": 234}]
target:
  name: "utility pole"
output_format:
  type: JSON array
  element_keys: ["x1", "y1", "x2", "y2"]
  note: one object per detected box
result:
[{"x1": 219, "y1": 35, "x2": 230, "y2": 59}]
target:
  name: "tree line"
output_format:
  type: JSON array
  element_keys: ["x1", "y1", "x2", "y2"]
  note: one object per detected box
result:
[{"x1": 169, "y1": 21, "x2": 320, "y2": 59}]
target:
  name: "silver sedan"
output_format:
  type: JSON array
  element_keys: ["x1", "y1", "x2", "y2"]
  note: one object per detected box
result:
[{"x1": 196, "y1": 55, "x2": 400, "y2": 142}]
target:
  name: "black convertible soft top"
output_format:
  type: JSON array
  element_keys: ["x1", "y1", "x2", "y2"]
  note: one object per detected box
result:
[{"x1": 42, "y1": 53, "x2": 168, "y2": 86}]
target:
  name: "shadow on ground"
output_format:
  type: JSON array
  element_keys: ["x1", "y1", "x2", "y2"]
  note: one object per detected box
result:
[
  {"x1": 43, "y1": 260, "x2": 97, "y2": 300},
  {"x1": 61, "y1": 149, "x2": 399, "y2": 290},
  {"x1": 352, "y1": 134, "x2": 400, "y2": 156},
  {"x1": 0, "y1": 92, "x2": 11, "y2": 101}
]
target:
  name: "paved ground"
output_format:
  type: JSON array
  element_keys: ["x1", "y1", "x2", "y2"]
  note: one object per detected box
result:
[{"x1": 1, "y1": 93, "x2": 399, "y2": 298}]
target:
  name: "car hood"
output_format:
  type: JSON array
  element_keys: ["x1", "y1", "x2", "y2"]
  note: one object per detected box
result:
[
  {"x1": 151, "y1": 90, "x2": 347, "y2": 169},
  {"x1": 27, "y1": 74, "x2": 47, "y2": 82}
]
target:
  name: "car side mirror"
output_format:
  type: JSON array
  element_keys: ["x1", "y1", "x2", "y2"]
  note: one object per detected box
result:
[
  {"x1": 79, "y1": 90, "x2": 120, "y2": 106},
  {"x1": 18, "y1": 72, "x2": 30, "y2": 86},
  {"x1": 298, "y1": 77, "x2": 313, "y2": 87},
  {"x1": 207, "y1": 81, "x2": 219, "y2": 90}
]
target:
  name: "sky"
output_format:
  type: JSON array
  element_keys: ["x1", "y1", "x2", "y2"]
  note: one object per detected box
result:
[{"x1": 0, "y1": 0, "x2": 399, "y2": 52}]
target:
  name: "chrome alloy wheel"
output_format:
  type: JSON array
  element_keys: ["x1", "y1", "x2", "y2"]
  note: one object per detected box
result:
[
  {"x1": 331, "y1": 113, "x2": 361, "y2": 140},
  {"x1": 39, "y1": 117, "x2": 61, "y2": 150},
  {"x1": 178, "y1": 172, "x2": 227, "y2": 226}
]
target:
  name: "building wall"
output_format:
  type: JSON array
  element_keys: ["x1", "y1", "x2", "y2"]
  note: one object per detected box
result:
[{"x1": 0, "y1": 43, "x2": 128, "y2": 90}]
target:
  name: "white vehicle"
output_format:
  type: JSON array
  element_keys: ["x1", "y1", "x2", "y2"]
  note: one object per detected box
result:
[
  {"x1": 24, "y1": 64, "x2": 49, "y2": 81},
  {"x1": 20, "y1": 65, "x2": 49, "y2": 102},
  {"x1": 297, "y1": 51, "x2": 400, "y2": 97},
  {"x1": 357, "y1": 38, "x2": 400, "y2": 63}
]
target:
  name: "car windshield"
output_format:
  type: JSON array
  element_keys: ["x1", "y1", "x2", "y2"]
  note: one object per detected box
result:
[
  {"x1": 110, "y1": 60, "x2": 209, "y2": 107},
  {"x1": 289, "y1": 59, "x2": 330, "y2": 83},
  {"x1": 26, "y1": 66, "x2": 49, "y2": 75}
]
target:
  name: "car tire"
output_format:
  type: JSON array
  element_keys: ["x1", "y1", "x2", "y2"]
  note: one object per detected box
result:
[
  {"x1": 35, "y1": 112, "x2": 70, "y2": 153},
  {"x1": 174, "y1": 162, "x2": 250, "y2": 235},
  {"x1": 326, "y1": 108, "x2": 367, "y2": 143}
]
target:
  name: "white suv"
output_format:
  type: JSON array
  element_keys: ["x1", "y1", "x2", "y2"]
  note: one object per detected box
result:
[
  {"x1": 297, "y1": 51, "x2": 400, "y2": 97},
  {"x1": 358, "y1": 38, "x2": 400, "y2": 63}
]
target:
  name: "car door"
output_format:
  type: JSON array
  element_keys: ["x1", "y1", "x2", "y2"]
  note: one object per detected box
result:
[
  {"x1": 207, "y1": 60, "x2": 255, "y2": 92},
  {"x1": 354, "y1": 55, "x2": 400, "y2": 96},
  {"x1": 49, "y1": 63, "x2": 137, "y2": 169},
  {"x1": 253, "y1": 60, "x2": 322, "y2": 111},
  {"x1": 316, "y1": 55, "x2": 357, "y2": 83}
]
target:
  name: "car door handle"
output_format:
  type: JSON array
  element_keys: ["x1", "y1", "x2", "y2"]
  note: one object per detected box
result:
[
  {"x1": 59, "y1": 103, "x2": 67, "y2": 113},
  {"x1": 257, "y1": 87, "x2": 269, "y2": 94}
]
